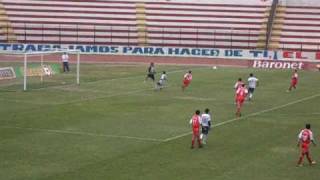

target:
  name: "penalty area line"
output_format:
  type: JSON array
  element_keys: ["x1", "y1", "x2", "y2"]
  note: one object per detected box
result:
[
  {"x1": 0, "y1": 126, "x2": 164, "y2": 143},
  {"x1": 163, "y1": 93, "x2": 320, "y2": 142}
]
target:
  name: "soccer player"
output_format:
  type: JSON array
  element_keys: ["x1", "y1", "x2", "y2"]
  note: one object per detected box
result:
[
  {"x1": 182, "y1": 70, "x2": 192, "y2": 91},
  {"x1": 234, "y1": 78, "x2": 244, "y2": 103},
  {"x1": 297, "y1": 124, "x2": 316, "y2": 167},
  {"x1": 235, "y1": 84, "x2": 248, "y2": 117},
  {"x1": 247, "y1": 73, "x2": 259, "y2": 101},
  {"x1": 155, "y1": 71, "x2": 167, "y2": 90},
  {"x1": 234, "y1": 78, "x2": 244, "y2": 90},
  {"x1": 189, "y1": 110, "x2": 202, "y2": 149},
  {"x1": 288, "y1": 69, "x2": 298, "y2": 92},
  {"x1": 145, "y1": 62, "x2": 156, "y2": 82},
  {"x1": 200, "y1": 108, "x2": 212, "y2": 145}
]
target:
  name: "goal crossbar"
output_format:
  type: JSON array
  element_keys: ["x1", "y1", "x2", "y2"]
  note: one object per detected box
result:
[{"x1": 21, "y1": 49, "x2": 80, "y2": 91}]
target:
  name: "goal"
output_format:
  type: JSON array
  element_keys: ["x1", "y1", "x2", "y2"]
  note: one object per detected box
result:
[{"x1": 0, "y1": 49, "x2": 80, "y2": 91}]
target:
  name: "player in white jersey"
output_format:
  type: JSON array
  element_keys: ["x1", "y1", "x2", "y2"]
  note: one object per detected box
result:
[
  {"x1": 200, "y1": 108, "x2": 212, "y2": 145},
  {"x1": 155, "y1": 71, "x2": 167, "y2": 90},
  {"x1": 247, "y1": 73, "x2": 259, "y2": 101},
  {"x1": 61, "y1": 52, "x2": 70, "y2": 72}
]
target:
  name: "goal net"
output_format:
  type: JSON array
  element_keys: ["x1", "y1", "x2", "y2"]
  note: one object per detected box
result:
[{"x1": 0, "y1": 49, "x2": 80, "y2": 91}]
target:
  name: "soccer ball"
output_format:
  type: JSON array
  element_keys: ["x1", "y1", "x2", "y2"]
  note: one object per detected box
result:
[{"x1": 212, "y1": 66, "x2": 217, "y2": 70}]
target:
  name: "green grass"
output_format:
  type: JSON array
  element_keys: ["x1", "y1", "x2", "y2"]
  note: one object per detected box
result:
[{"x1": 0, "y1": 63, "x2": 319, "y2": 180}]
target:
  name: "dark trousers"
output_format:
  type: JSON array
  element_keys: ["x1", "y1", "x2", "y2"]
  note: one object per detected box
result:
[{"x1": 63, "y1": 62, "x2": 70, "y2": 72}]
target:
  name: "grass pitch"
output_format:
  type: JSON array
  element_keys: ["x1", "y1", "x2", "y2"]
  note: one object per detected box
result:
[{"x1": 0, "y1": 63, "x2": 319, "y2": 180}]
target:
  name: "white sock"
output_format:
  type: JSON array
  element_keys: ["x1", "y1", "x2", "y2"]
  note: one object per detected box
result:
[{"x1": 202, "y1": 135, "x2": 207, "y2": 144}]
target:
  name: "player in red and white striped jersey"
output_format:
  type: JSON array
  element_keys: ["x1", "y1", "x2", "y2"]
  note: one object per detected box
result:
[
  {"x1": 288, "y1": 69, "x2": 298, "y2": 92},
  {"x1": 235, "y1": 84, "x2": 248, "y2": 117},
  {"x1": 234, "y1": 78, "x2": 245, "y2": 103},
  {"x1": 189, "y1": 110, "x2": 202, "y2": 149},
  {"x1": 182, "y1": 70, "x2": 192, "y2": 91},
  {"x1": 297, "y1": 124, "x2": 316, "y2": 166}
]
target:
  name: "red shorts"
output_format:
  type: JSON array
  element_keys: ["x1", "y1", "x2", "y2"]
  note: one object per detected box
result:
[
  {"x1": 236, "y1": 98, "x2": 245, "y2": 105},
  {"x1": 183, "y1": 80, "x2": 191, "y2": 87},
  {"x1": 301, "y1": 143, "x2": 310, "y2": 154},
  {"x1": 291, "y1": 79, "x2": 298, "y2": 86},
  {"x1": 236, "y1": 98, "x2": 245, "y2": 109},
  {"x1": 192, "y1": 128, "x2": 200, "y2": 136}
]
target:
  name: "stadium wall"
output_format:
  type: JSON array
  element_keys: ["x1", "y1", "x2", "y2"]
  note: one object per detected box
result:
[{"x1": 0, "y1": 43, "x2": 319, "y2": 71}]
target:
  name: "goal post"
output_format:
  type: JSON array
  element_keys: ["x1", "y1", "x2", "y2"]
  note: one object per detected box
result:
[
  {"x1": 23, "y1": 49, "x2": 81, "y2": 91},
  {"x1": 0, "y1": 49, "x2": 80, "y2": 91}
]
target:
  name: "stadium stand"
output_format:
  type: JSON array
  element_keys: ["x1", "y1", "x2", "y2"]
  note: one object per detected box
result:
[
  {"x1": 268, "y1": 0, "x2": 320, "y2": 52},
  {"x1": 0, "y1": 0, "x2": 271, "y2": 49},
  {"x1": 0, "y1": 0, "x2": 140, "y2": 45},
  {"x1": 276, "y1": 6, "x2": 320, "y2": 51},
  {"x1": 142, "y1": 1, "x2": 271, "y2": 49}
]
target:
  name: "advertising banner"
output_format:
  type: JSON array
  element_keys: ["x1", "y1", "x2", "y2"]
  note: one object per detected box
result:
[
  {"x1": 252, "y1": 60, "x2": 304, "y2": 70},
  {"x1": 1, "y1": 43, "x2": 320, "y2": 62}
]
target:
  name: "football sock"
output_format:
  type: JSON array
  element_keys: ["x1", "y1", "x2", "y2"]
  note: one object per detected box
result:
[
  {"x1": 298, "y1": 155, "x2": 304, "y2": 165},
  {"x1": 306, "y1": 154, "x2": 313, "y2": 164}
]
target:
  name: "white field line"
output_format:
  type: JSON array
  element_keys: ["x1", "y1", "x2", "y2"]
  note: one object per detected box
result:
[
  {"x1": 0, "y1": 126, "x2": 164, "y2": 142},
  {"x1": 55, "y1": 88, "x2": 154, "y2": 105},
  {"x1": 2, "y1": 94, "x2": 319, "y2": 143},
  {"x1": 56, "y1": 84, "x2": 178, "y2": 105},
  {"x1": 0, "y1": 67, "x2": 206, "y2": 105},
  {"x1": 173, "y1": 96, "x2": 216, "y2": 101},
  {"x1": 133, "y1": 93, "x2": 219, "y2": 102},
  {"x1": 51, "y1": 86, "x2": 108, "y2": 94},
  {"x1": 0, "y1": 98, "x2": 56, "y2": 105},
  {"x1": 23, "y1": 66, "x2": 209, "y2": 102},
  {"x1": 163, "y1": 93, "x2": 320, "y2": 142},
  {"x1": 0, "y1": 88, "x2": 155, "y2": 106}
]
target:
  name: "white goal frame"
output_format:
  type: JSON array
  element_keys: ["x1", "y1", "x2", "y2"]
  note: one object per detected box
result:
[{"x1": 22, "y1": 49, "x2": 81, "y2": 91}]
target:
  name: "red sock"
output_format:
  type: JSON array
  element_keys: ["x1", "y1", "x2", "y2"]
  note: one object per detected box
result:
[
  {"x1": 298, "y1": 154, "x2": 304, "y2": 165},
  {"x1": 236, "y1": 108, "x2": 241, "y2": 116},
  {"x1": 191, "y1": 135, "x2": 195, "y2": 147},
  {"x1": 197, "y1": 138, "x2": 201, "y2": 147}
]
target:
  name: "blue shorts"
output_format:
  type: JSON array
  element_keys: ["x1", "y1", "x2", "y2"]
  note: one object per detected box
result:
[
  {"x1": 248, "y1": 88, "x2": 255, "y2": 93},
  {"x1": 202, "y1": 126, "x2": 209, "y2": 135}
]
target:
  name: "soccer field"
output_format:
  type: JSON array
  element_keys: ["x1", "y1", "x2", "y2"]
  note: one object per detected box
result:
[{"x1": 0, "y1": 63, "x2": 319, "y2": 180}]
